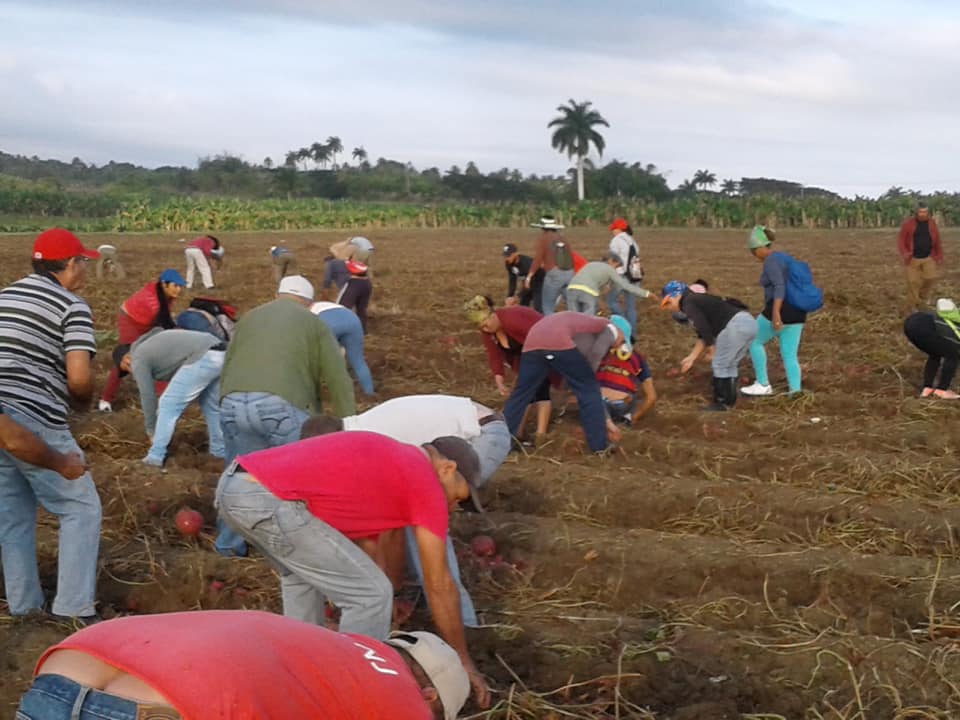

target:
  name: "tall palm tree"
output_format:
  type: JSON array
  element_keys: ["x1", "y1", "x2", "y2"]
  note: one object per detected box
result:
[
  {"x1": 310, "y1": 142, "x2": 331, "y2": 169},
  {"x1": 326, "y1": 136, "x2": 343, "y2": 169},
  {"x1": 692, "y1": 169, "x2": 717, "y2": 190},
  {"x1": 548, "y1": 99, "x2": 609, "y2": 201},
  {"x1": 352, "y1": 146, "x2": 368, "y2": 164},
  {"x1": 283, "y1": 151, "x2": 297, "y2": 168},
  {"x1": 720, "y1": 178, "x2": 738, "y2": 196},
  {"x1": 296, "y1": 147, "x2": 312, "y2": 171}
]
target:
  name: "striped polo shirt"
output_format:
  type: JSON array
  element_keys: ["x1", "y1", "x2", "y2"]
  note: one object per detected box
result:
[{"x1": 0, "y1": 274, "x2": 96, "y2": 428}]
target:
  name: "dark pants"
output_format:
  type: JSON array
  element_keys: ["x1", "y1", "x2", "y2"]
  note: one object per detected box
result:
[
  {"x1": 504, "y1": 349, "x2": 607, "y2": 452},
  {"x1": 338, "y1": 278, "x2": 372, "y2": 333},
  {"x1": 905, "y1": 313, "x2": 959, "y2": 389},
  {"x1": 519, "y1": 274, "x2": 544, "y2": 313}
]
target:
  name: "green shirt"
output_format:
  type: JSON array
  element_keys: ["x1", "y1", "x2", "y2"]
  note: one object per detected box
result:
[
  {"x1": 219, "y1": 299, "x2": 356, "y2": 417},
  {"x1": 568, "y1": 262, "x2": 652, "y2": 298}
]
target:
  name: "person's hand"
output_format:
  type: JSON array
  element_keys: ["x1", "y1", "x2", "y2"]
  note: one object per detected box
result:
[
  {"x1": 504, "y1": 296, "x2": 519, "y2": 307},
  {"x1": 680, "y1": 356, "x2": 695, "y2": 374},
  {"x1": 607, "y1": 423, "x2": 623, "y2": 443},
  {"x1": 647, "y1": 293, "x2": 659, "y2": 303},
  {"x1": 56, "y1": 452, "x2": 86, "y2": 480},
  {"x1": 773, "y1": 315, "x2": 784, "y2": 331},
  {"x1": 463, "y1": 660, "x2": 491, "y2": 709},
  {"x1": 524, "y1": 276, "x2": 532, "y2": 289},
  {"x1": 496, "y1": 383, "x2": 509, "y2": 397},
  {"x1": 704, "y1": 346, "x2": 716, "y2": 362}
]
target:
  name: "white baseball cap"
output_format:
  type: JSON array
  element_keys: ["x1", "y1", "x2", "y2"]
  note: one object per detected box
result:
[
  {"x1": 385, "y1": 631, "x2": 470, "y2": 720},
  {"x1": 277, "y1": 275, "x2": 315, "y2": 301}
]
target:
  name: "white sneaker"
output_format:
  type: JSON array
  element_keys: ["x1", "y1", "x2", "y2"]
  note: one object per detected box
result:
[
  {"x1": 741, "y1": 382, "x2": 774, "y2": 397},
  {"x1": 97, "y1": 400, "x2": 113, "y2": 412}
]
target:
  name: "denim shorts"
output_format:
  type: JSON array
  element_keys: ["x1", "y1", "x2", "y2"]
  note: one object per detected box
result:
[{"x1": 18, "y1": 674, "x2": 181, "y2": 720}]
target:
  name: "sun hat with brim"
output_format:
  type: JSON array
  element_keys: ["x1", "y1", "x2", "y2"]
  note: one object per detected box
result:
[
  {"x1": 429, "y1": 435, "x2": 484, "y2": 513},
  {"x1": 608, "y1": 217, "x2": 628, "y2": 232},
  {"x1": 33, "y1": 228, "x2": 100, "y2": 261},
  {"x1": 385, "y1": 631, "x2": 470, "y2": 720},
  {"x1": 463, "y1": 295, "x2": 493, "y2": 325},
  {"x1": 747, "y1": 226, "x2": 772, "y2": 250},
  {"x1": 530, "y1": 216, "x2": 565, "y2": 230},
  {"x1": 159, "y1": 269, "x2": 186, "y2": 287},
  {"x1": 277, "y1": 274, "x2": 315, "y2": 301},
  {"x1": 659, "y1": 280, "x2": 687, "y2": 309}
]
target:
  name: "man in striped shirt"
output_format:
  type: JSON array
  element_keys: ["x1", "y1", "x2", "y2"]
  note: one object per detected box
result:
[{"x1": 0, "y1": 228, "x2": 101, "y2": 623}]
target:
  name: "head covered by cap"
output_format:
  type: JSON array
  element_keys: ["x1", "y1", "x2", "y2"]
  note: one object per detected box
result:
[
  {"x1": 747, "y1": 225, "x2": 773, "y2": 250},
  {"x1": 608, "y1": 217, "x2": 628, "y2": 231},
  {"x1": 660, "y1": 280, "x2": 687, "y2": 309},
  {"x1": 384, "y1": 631, "x2": 470, "y2": 720},
  {"x1": 429, "y1": 435, "x2": 484, "y2": 512},
  {"x1": 159, "y1": 268, "x2": 185, "y2": 286}
]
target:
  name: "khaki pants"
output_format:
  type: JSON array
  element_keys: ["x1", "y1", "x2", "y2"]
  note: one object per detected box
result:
[
  {"x1": 906, "y1": 257, "x2": 938, "y2": 310},
  {"x1": 272, "y1": 253, "x2": 297, "y2": 282}
]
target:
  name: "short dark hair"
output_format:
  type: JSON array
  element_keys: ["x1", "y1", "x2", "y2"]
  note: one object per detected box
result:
[
  {"x1": 300, "y1": 415, "x2": 344, "y2": 439},
  {"x1": 32, "y1": 258, "x2": 70, "y2": 275}
]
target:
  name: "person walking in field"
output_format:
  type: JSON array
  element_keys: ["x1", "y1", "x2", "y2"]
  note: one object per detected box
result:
[
  {"x1": 565, "y1": 253, "x2": 655, "y2": 317},
  {"x1": 215, "y1": 431, "x2": 491, "y2": 707},
  {"x1": 183, "y1": 235, "x2": 223, "y2": 290},
  {"x1": 337, "y1": 260, "x2": 373, "y2": 333},
  {"x1": 0, "y1": 228, "x2": 101, "y2": 624},
  {"x1": 17, "y1": 610, "x2": 473, "y2": 720},
  {"x1": 526, "y1": 215, "x2": 574, "y2": 316},
  {"x1": 94, "y1": 244, "x2": 125, "y2": 281},
  {"x1": 740, "y1": 226, "x2": 815, "y2": 397},
  {"x1": 904, "y1": 298, "x2": 960, "y2": 399},
  {"x1": 606, "y1": 218, "x2": 646, "y2": 331},
  {"x1": 216, "y1": 275, "x2": 355, "y2": 556},
  {"x1": 502, "y1": 311, "x2": 624, "y2": 454},
  {"x1": 660, "y1": 280, "x2": 757, "y2": 412},
  {"x1": 98, "y1": 269, "x2": 186, "y2": 412},
  {"x1": 270, "y1": 245, "x2": 298, "y2": 281},
  {"x1": 596, "y1": 314, "x2": 658, "y2": 427},
  {"x1": 898, "y1": 202, "x2": 943, "y2": 311},
  {"x1": 310, "y1": 300, "x2": 375, "y2": 396},
  {"x1": 503, "y1": 242, "x2": 544, "y2": 312},
  {"x1": 464, "y1": 295, "x2": 552, "y2": 444},
  {"x1": 112, "y1": 328, "x2": 227, "y2": 467}
]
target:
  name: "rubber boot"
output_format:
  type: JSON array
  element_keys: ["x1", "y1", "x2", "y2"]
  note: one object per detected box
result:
[
  {"x1": 702, "y1": 376, "x2": 728, "y2": 412},
  {"x1": 722, "y1": 377, "x2": 738, "y2": 410}
]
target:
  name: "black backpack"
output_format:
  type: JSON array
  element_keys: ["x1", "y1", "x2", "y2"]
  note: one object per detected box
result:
[{"x1": 176, "y1": 297, "x2": 238, "y2": 341}]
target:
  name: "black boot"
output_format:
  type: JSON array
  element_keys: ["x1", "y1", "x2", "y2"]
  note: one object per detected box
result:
[
  {"x1": 702, "y1": 376, "x2": 728, "y2": 412},
  {"x1": 722, "y1": 377, "x2": 738, "y2": 409}
]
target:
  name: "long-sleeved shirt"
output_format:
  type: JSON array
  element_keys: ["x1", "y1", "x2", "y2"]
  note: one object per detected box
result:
[
  {"x1": 523, "y1": 311, "x2": 617, "y2": 370},
  {"x1": 131, "y1": 329, "x2": 221, "y2": 434},
  {"x1": 506, "y1": 255, "x2": 543, "y2": 297},
  {"x1": 481, "y1": 306, "x2": 541, "y2": 378},
  {"x1": 528, "y1": 231, "x2": 570, "y2": 276},
  {"x1": 219, "y1": 298, "x2": 355, "y2": 417},
  {"x1": 121, "y1": 281, "x2": 174, "y2": 327},
  {"x1": 322, "y1": 258, "x2": 349, "y2": 290},
  {"x1": 898, "y1": 217, "x2": 942, "y2": 264},
  {"x1": 761, "y1": 252, "x2": 806, "y2": 324},
  {"x1": 678, "y1": 292, "x2": 740, "y2": 346},
  {"x1": 567, "y1": 262, "x2": 652, "y2": 298}
]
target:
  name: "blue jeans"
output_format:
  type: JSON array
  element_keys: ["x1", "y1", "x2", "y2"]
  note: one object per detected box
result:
[
  {"x1": 404, "y1": 527, "x2": 478, "y2": 627},
  {"x1": 504, "y1": 349, "x2": 608, "y2": 452},
  {"x1": 541, "y1": 268, "x2": 574, "y2": 316},
  {"x1": 471, "y1": 419, "x2": 511, "y2": 486},
  {"x1": 317, "y1": 307, "x2": 374, "y2": 395},
  {"x1": 603, "y1": 396, "x2": 637, "y2": 423},
  {"x1": 215, "y1": 392, "x2": 310, "y2": 556},
  {"x1": 0, "y1": 408, "x2": 101, "y2": 617},
  {"x1": 17, "y1": 675, "x2": 161, "y2": 720},
  {"x1": 216, "y1": 467, "x2": 393, "y2": 639},
  {"x1": 144, "y1": 350, "x2": 225, "y2": 464},
  {"x1": 607, "y1": 285, "x2": 638, "y2": 331}
]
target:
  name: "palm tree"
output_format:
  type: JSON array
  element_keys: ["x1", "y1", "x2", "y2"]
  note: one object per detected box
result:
[
  {"x1": 677, "y1": 179, "x2": 698, "y2": 195},
  {"x1": 309, "y1": 142, "x2": 330, "y2": 169},
  {"x1": 296, "y1": 147, "x2": 312, "y2": 171},
  {"x1": 692, "y1": 169, "x2": 717, "y2": 190},
  {"x1": 326, "y1": 136, "x2": 343, "y2": 169},
  {"x1": 284, "y1": 151, "x2": 298, "y2": 168},
  {"x1": 352, "y1": 146, "x2": 368, "y2": 164},
  {"x1": 262, "y1": 157, "x2": 273, "y2": 170},
  {"x1": 720, "y1": 178, "x2": 738, "y2": 196},
  {"x1": 548, "y1": 99, "x2": 609, "y2": 201}
]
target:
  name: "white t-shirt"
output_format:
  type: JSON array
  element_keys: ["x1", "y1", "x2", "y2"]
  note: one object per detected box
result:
[
  {"x1": 342, "y1": 395, "x2": 484, "y2": 445},
  {"x1": 310, "y1": 301, "x2": 341, "y2": 315}
]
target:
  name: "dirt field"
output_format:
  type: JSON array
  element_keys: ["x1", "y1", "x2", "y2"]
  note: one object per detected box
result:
[{"x1": 3, "y1": 227, "x2": 960, "y2": 719}]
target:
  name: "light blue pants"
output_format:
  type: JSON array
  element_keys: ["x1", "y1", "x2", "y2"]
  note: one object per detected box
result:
[
  {"x1": 216, "y1": 467, "x2": 393, "y2": 639},
  {"x1": 216, "y1": 392, "x2": 310, "y2": 556},
  {"x1": 566, "y1": 288, "x2": 599, "y2": 316},
  {"x1": 316, "y1": 307, "x2": 374, "y2": 396},
  {"x1": 712, "y1": 312, "x2": 758, "y2": 378},
  {"x1": 144, "y1": 350, "x2": 225, "y2": 464},
  {"x1": 749, "y1": 315, "x2": 805, "y2": 393},
  {"x1": 607, "y1": 286, "x2": 638, "y2": 331},
  {"x1": 0, "y1": 407, "x2": 101, "y2": 616},
  {"x1": 541, "y1": 268, "x2": 574, "y2": 316}
]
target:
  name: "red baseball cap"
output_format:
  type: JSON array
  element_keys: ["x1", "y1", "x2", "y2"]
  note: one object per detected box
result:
[
  {"x1": 608, "y1": 217, "x2": 628, "y2": 231},
  {"x1": 32, "y1": 228, "x2": 100, "y2": 261}
]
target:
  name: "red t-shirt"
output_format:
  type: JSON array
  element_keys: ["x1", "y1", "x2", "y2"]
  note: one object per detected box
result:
[
  {"x1": 187, "y1": 236, "x2": 216, "y2": 256},
  {"x1": 36, "y1": 611, "x2": 431, "y2": 720},
  {"x1": 238, "y1": 431, "x2": 449, "y2": 541}
]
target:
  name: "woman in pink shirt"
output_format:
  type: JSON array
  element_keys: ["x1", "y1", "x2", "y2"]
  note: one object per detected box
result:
[{"x1": 183, "y1": 235, "x2": 223, "y2": 289}]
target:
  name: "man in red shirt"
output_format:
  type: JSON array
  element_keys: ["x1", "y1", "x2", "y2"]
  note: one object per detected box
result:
[
  {"x1": 17, "y1": 610, "x2": 471, "y2": 719},
  {"x1": 215, "y1": 431, "x2": 490, "y2": 707},
  {"x1": 897, "y1": 202, "x2": 943, "y2": 311}
]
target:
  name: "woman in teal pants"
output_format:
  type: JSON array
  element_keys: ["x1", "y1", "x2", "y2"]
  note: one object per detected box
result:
[{"x1": 741, "y1": 226, "x2": 806, "y2": 396}]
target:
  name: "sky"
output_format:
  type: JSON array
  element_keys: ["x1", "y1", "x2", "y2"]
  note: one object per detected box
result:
[{"x1": 2, "y1": 0, "x2": 959, "y2": 197}]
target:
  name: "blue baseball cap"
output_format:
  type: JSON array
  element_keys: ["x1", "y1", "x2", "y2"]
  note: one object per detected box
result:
[
  {"x1": 160, "y1": 268, "x2": 186, "y2": 286},
  {"x1": 609, "y1": 314, "x2": 632, "y2": 343},
  {"x1": 661, "y1": 280, "x2": 687, "y2": 298}
]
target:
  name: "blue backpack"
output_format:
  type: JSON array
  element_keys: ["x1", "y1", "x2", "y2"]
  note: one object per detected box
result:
[{"x1": 771, "y1": 252, "x2": 823, "y2": 313}]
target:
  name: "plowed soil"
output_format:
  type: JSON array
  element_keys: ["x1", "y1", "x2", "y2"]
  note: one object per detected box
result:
[{"x1": 3, "y1": 227, "x2": 960, "y2": 719}]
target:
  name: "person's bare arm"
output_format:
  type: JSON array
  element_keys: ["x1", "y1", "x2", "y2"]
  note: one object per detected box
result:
[
  {"x1": 0, "y1": 415, "x2": 85, "y2": 479},
  {"x1": 65, "y1": 349, "x2": 95, "y2": 408},
  {"x1": 681, "y1": 340, "x2": 705, "y2": 374},
  {"x1": 631, "y1": 378, "x2": 657, "y2": 423},
  {"x1": 415, "y1": 526, "x2": 490, "y2": 708}
]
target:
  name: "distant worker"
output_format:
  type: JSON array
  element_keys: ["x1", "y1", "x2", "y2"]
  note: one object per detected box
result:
[
  {"x1": 95, "y1": 244, "x2": 125, "y2": 280},
  {"x1": 322, "y1": 254, "x2": 350, "y2": 296},
  {"x1": 898, "y1": 202, "x2": 943, "y2": 312},
  {"x1": 184, "y1": 235, "x2": 224, "y2": 290},
  {"x1": 904, "y1": 298, "x2": 960, "y2": 399},
  {"x1": 526, "y1": 215, "x2": 574, "y2": 316},
  {"x1": 606, "y1": 218, "x2": 645, "y2": 331},
  {"x1": 338, "y1": 260, "x2": 373, "y2": 333},
  {"x1": 98, "y1": 269, "x2": 186, "y2": 412},
  {"x1": 17, "y1": 610, "x2": 472, "y2": 720},
  {"x1": 565, "y1": 253, "x2": 654, "y2": 317},
  {"x1": 310, "y1": 300, "x2": 375, "y2": 396},
  {"x1": 503, "y1": 242, "x2": 544, "y2": 312},
  {"x1": 270, "y1": 245, "x2": 298, "y2": 281}
]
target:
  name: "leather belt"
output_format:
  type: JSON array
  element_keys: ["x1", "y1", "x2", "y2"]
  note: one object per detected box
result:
[{"x1": 479, "y1": 411, "x2": 505, "y2": 427}]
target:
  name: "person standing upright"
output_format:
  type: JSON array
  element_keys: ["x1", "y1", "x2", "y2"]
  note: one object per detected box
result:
[
  {"x1": 898, "y1": 202, "x2": 943, "y2": 312},
  {"x1": 526, "y1": 215, "x2": 574, "y2": 316},
  {"x1": 606, "y1": 218, "x2": 645, "y2": 331},
  {"x1": 0, "y1": 228, "x2": 102, "y2": 623}
]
